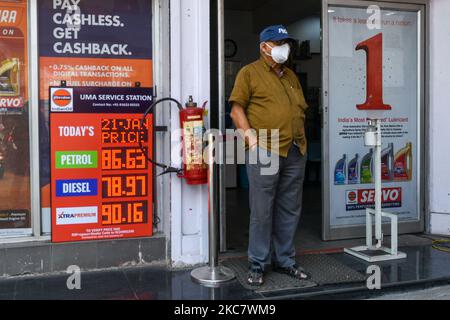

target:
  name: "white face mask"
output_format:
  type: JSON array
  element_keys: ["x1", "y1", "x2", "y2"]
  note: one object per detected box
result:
[{"x1": 263, "y1": 43, "x2": 291, "y2": 64}]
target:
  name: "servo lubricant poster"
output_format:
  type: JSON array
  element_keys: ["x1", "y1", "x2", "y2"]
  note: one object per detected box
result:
[
  {"x1": 0, "y1": 0, "x2": 28, "y2": 115},
  {"x1": 50, "y1": 87, "x2": 153, "y2": 242},
  {"x1": 328, "y1": 7, "x2": 420, "y2": 227},
  {"x1": 0, "y1": 0, "x2": 32, "y2": 238},
  {"x1": 38, "y1": 0, "x2": 153, "y2": 230}
]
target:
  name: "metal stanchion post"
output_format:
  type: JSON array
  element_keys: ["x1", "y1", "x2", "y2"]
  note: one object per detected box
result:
[{"x1": 191, "y1": 134, "x2": 235, "y2": 287}]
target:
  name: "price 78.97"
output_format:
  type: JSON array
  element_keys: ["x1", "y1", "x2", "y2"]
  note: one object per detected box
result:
[{"x1": 102, "y1": 175, "x2": 147, "y2": 198}]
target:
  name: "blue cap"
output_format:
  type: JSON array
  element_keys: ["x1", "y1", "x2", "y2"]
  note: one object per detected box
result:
[{"x1": 259, "y1": 25, "x2": 294, "y2": 43}]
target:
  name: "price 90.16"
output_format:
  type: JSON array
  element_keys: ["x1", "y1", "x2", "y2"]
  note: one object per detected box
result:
[{"x1": 102, "y1": 201, "x2": 148, "y2": 225}]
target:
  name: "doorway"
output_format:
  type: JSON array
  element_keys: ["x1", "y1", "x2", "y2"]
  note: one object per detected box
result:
[
  {"x1": 221, "y1": 0, "x2": 324, "y2": 254},
  {"x1": 218, "y1": 0, "x2": 427, "y2": 256}
]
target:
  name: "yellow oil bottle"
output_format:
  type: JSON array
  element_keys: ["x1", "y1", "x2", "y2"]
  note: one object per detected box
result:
[
  {"x1": 0, "y1": 58, "x2": 20, "y2": 96},
  {"x1": 393, "y1": 142, "x2": 412, "y2": 181}
]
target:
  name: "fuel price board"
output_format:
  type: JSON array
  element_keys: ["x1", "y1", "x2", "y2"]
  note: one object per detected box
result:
[{"x1": 50, "y1": 87, "x2": 153, "y2": 243}]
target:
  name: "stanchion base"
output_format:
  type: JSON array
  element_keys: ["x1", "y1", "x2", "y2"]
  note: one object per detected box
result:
[
  {"x1": 345, "y1": 246, "x2": 407, "y2": 263},
  {"x1": 191, "y1": 266, "x2": 236, "y2": 288}
]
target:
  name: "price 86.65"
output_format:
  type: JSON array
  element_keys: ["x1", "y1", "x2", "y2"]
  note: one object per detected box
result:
[{"x1": 102, "y1": 148, "x2": 147, "y2": 171}]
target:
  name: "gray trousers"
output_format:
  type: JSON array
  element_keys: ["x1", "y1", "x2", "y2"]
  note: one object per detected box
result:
[{"x1": 246, "y1": 145, "x2": 306, "y2": 271}]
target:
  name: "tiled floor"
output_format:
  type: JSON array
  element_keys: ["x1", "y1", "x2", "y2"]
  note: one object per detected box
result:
[
  {"x1": 1, "y1": 245, "x2": 449, "y2": 300},
  {"x1": 370, "y1": 285, "x2": 450, "y2": 300}
]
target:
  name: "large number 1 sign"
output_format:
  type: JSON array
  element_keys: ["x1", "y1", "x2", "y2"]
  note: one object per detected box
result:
[
  {"x1": 356, "y1": 33, "x2": 392, "y2": 111},
  {"x1": 326, "y1": 4, "x2": 423, "y2": 240}
]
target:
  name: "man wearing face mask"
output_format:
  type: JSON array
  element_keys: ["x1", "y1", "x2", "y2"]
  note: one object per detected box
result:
[{"x1": 229, "y1": 25, "x2": 310, "y2": 286}]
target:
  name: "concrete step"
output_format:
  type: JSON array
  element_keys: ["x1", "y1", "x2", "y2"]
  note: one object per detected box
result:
[{"x1": 0, "y1": 235, "x2": 167, "y2": 278}]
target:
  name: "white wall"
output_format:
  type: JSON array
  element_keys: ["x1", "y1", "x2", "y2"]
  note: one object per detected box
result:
[
  {"x1": 170, "y1": 0, "x2": 210, "y2": 266},
  {"x1": 429, "y1": 0, "x2": 450, "y2": 236}
]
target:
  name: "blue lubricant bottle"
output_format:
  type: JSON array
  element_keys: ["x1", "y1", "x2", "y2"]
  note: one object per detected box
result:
[
  {"x1": 347, "y1": 154, "x2": 359, "y2": 185},
  {"x1": 334, "y1": 154, "x2": 347, "y2": 185}
]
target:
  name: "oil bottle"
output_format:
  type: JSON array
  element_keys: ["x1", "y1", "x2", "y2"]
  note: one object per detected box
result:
[
  {"x1": 0, "y1": 58, "x2": 20, "y2": 96},
  {"x1": 381, "y1": 143, "x2": 394, "y2": 182},
  {"x1": 394, "y1": 142, "x2": 413, "y2": 181},
  {"x1": 347, "y1": 154, "x2": 359, "y2": 185},
  {"x1": 334, "y1": 154, "x2": 347, "y2": 185},
  {"x1": 360, "y1": 149, "x2": 374, "y2": 184}
]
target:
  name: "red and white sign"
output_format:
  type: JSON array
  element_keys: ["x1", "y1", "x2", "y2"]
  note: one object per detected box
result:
[
  {"x1": 346, "y1": 187, "x2": 402, "y2": 211},
  {"x1": 0, "y1": 97, "x2": 24, "y2": 109},
  {"x1": 51, "y1": 88, "x2": 73, "y2": 112}
]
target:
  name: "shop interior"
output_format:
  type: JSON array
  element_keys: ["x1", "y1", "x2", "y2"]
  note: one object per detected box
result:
[{"x1": 223, "y1": 0, "x2": 326, "y2": 254}]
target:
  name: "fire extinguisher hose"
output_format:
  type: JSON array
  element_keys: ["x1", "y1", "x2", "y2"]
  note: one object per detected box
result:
[{"x1": 139, "y1": 97, "x2": 184, "y2": 176}]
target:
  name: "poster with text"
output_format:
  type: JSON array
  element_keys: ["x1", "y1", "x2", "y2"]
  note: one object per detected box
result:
[
  {"x1": 328, "y1": 7, "x2": 420, "y2": 227},
  {"x1": 0, "y1": 0, "x2": 28, "y2": 115},
  {"x1": 38, "y1": 0, "x2": 153, "y2": 224},
  {"x1": 0, "y1": 0, "x2": 32, "y2": 238}
]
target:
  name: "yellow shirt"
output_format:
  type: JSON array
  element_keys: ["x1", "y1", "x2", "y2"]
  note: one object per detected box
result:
[{"x1": 229, "y1": 56, "x2": 309, "y2": 157}]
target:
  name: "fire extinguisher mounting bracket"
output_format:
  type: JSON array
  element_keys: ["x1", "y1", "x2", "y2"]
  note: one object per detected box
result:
[
  {"x1": 140, "y1": 96, "x2": 208, "y2": 185},
  {"x1": 155, "y1": 126, "x2": 168, "y2": 132},
  {"x1": 139, "y1": 98, "x2": 184, "y2": 176}
]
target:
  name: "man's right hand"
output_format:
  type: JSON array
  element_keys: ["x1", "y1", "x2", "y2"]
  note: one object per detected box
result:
[
  {"x1": 248, "y1": 134, "x2": 258, "y2": 151},
  {"x1": 230, "y1": 102, "x2": 258, "y2": 150}
]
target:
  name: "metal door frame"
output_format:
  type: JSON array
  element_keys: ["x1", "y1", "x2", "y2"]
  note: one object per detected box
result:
[{"x1": 321, "y1": 0, "x2": 428, "y2": 240}]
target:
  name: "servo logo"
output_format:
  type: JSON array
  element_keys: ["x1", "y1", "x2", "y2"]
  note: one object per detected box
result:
[
  {"x1": 347, "y1": 191, "x2": 358, "y2": 203},
  {"x1": 0, "y1": 97, "x2": 25, "y2": 109},
  {"x1": 346, "y1": 188, "x2": 402, "y2": 211},
  {"x1": 51, "y1": 88, "x2": 73, "y2": 112}
]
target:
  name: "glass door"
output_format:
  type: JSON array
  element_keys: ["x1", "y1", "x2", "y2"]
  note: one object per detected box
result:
[{"x1": 322, "y1": 0, "x2": 425, "y2": 240}]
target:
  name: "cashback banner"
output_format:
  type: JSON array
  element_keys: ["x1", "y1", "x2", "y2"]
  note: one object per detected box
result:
[
  {"x1": 328, "y1": 7, "x2": 420, "y2": 227},
  {"x1": 0, "y1": 0, "x2": 28, "y2": 115},
  {"x1": 38, "y1": 0, "x2": 153, "y2": 99},
  {"x1": 38, "y1": 0, "x2": 153, "y2": 220}
]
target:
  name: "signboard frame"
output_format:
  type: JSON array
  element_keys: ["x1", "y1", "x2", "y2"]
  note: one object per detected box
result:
[
  {"x1": 49, "y1": 86, "x2": 155, "y2": 243},
  {"x1": 321, "y1": 0, "x2": 426, "y2": 240}
]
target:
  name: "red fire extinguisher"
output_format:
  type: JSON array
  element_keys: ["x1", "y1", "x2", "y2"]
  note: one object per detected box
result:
[
  {"x1": 139, "y1": 95, "x2": 208, "y2": 185},
  {"x1": 179, "y1": 96, "x2": 208, "y2": 185}
]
